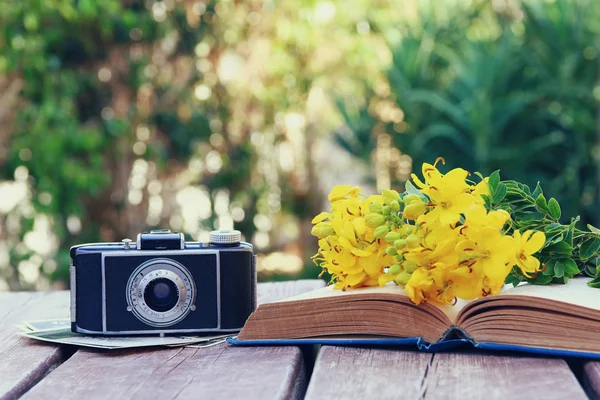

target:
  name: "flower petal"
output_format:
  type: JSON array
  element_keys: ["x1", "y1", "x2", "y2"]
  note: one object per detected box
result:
[
  {"x1": 523, "y1": 230, "x2": 545, "y2": 255},
  {"x1": 311, "y1": 211, "x2": 330, "y2": 224},
  {"x1": 328, "y1": 185, "x2": 354, "y2": 201},
  {"x1": 378, "y1": 273, "x2": 396, "y2": 286},
  {"x1": 346, "y1": 272, "x2": 366, "y2": 286}
]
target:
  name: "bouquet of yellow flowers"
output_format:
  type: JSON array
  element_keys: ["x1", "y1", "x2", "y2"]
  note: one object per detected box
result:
[{"x1": 311, "y1": 158, "x2": 600, "y2": 305}]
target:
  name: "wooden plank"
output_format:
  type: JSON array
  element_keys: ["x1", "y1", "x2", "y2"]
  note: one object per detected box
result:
[
  {"x1": 425, "y1": 353, "x2": 587, "y2": 399},
  {"x1": 21, "y1": 345, "x2": 306, "y2": 400},
  {"x1": 305, "y1": 347, "x2": 587, "y2": 400},
  {"x1": 0, "y1": 291, "x2": 73, "y2": 400},
  {"x1": 305, "y1": 347, "x2": 432, "y2": 399},
  {"x1": 15, "y1": 279, "x2": 324, "y2": 400},
  {"x1": 583, "y1": 362, "x2": 600, "y2": 399}
]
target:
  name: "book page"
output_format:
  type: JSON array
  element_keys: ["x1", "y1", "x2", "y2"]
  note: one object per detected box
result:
[
  {"x1": 496, "y1": 278, "x2": 599, "y2": 311},
  {"x1": 435, "y1": 299, "x2": 471, "y2": 324},
  {"x1": 273, "y1": 284, "x2": 471, "y2": 324},
  {"x1": 276, "y1": 285, "x2": 409, "y2": 303}
]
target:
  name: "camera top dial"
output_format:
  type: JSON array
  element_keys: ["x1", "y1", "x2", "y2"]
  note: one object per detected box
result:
[{"x1": 209, "y1": 230, "x2": 241, "y2": 246}]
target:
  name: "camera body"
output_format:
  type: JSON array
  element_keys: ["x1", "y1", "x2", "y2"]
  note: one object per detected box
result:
[{"x1": 70, "y1": 229, "x2": 256, "y2": 335}]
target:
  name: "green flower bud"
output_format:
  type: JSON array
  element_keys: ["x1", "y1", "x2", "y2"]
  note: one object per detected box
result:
[
  {"x1": 311, "y1": 222, "x2": 333, "y2": 238},
  {"x1": 394, "y1": 239, "x2": 406, "y2": 250},
  {"x1": 374, "y1": 225, "x2": 390, "y2": 239},
  {"x1": 385, "y1": 231, "x2": 402, "y2": 243},
  {"x1": 382, "y1": 189, "x2": 401, "y2": 204},
  {"x1": 403, "y1": 194, "x2": 421, "y2": 206},
  {"x1": 403, "y1": 261, "x2": 418, "y2": 273},
  {"x1": 395, "y1": 253, "x2": 405, "y2": 262},
  {"x1": 365, "y1": 213, "x2": 386, "y2": 228},
  {"x1": 389, "y1": 200, "x2": 401, "y2": 212},
  {"x1": 386, "y1": 246, "x2": 397, "y2": 256},
  {"x1": 406, "y1": 234, "x2": 421, "y2": 248},
  {"x1": 395, "y1": 271, "x2": 412, "y2": 285},
  {"x1": 369, "y1": 202, "x2": 383, "y2": 214},
  {"x1": 403, "y1": 225, "x2": 415, "y2": 235},
  {"x1": 389, "y1": 264, "x2": 402, "y2": 275},
  {"x1": 403, "y1": 202, "x2": 426, "y2": 220},
  {"x1": 382, "y1": 206, "x2": 391, "y2": 216}
]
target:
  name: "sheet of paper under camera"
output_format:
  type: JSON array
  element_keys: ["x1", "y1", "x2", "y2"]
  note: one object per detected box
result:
[{"x1": 17, "y1": 319, "x2": 232, "y2": 350}]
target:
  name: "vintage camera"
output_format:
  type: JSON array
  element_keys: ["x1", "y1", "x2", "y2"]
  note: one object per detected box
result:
[{"x1": 69, "y1": 229, "x2": 256, "y2": 335}]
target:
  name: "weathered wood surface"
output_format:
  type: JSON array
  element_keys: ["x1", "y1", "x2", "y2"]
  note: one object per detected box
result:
[
  {"x1": 305, "y1": 347, "x2": 588, "y2": 400},
  {"x1": 583, "y1": 362, "x2": 600, "y2": 399},
  {"x1": 8, "y1": 279, "x2": 324, "y2": 400},
  {"x1": 22, "y1": 344, "x2": 306, "y2": 400},
  {"x1": 0, "y1": 291, "x2": 72, "y2": 400},
  {"x1": 305, "y1": 346, "x2": 432, "y2": 399}
]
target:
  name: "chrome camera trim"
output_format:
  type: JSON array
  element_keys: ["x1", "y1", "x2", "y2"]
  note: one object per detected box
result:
[
  {"x1": 101, "y1": 250, "x2": 221, "y2": 334},
  {"x1": 126, "y1": 259, "x2": 196, "y2": 327},
  {"x1": 70, "y1": 265, "x2": 76, "y2": 323}
]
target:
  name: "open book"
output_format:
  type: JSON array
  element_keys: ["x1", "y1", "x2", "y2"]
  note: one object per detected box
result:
[{"x1": 230, "y1": 278, "x2": 600, "y2": 359}]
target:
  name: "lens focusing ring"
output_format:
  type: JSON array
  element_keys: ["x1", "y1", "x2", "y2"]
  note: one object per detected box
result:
[
  {"x1": 209, "y1": 229, "x2": 241, "y2": 245},
  {"x1": 126, "y1": 259, "x2": 196, "y2": 328}
]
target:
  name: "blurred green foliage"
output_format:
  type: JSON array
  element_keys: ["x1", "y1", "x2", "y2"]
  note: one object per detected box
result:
[
  {"x1": 1, "y1": 0, "x2": 599, "y2": 290},
  {"x1": 0, "y1": 0, "x2": 216, "y2": 287},
  {"x1": 0, "y1": 0, "x2": 396, "y2": 289},
  {"x1": 337, "y1": 0, "x2": 600, "y2": 227}
]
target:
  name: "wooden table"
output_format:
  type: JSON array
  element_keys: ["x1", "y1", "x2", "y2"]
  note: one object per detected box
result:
[{"x1": 1, "y1": 280, "x2": 599, "y2": 400}]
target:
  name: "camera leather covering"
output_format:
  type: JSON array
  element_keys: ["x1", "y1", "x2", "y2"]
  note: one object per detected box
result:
[
  {"x1": 104, "y1": 253, "x2": 219, "y2": 332},
  {"x1": 74, "y1": 253, "x2": 103, "y2": 332}
]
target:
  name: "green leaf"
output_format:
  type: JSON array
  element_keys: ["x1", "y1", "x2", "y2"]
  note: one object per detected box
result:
[
  {"x1": 544, "y1": 223, "x2": 563, "y2": 232},
  {"x1": 565, "y1": 226, "x2": 574, "y2": 247},
  {"x1": 587, "y1": 224, "x2": 600, "y2": 235},
  {"x1": 488, "y1": 170, "x2": 500, "y2": 193},
  {"x1": 547, "y1": 198, "x2": 561, "y2": 220},
  {"x1": 546, "y1": 232, "x2": 564, "y2": 245},
  {"x1": 531, "y1": 182, "x2": 542, "y2": 198},
  {"x1": 517, "y1": 211, "x2": 545, "y2": 222},
  {"x1": 404, "y1": 180, "x2": 422, "y2": 196},
  {"x1": 588, "y1": 278, "x2": 600, "y2": 288},
  {"x1": 542, "y1": 259, "x2": 556, "y2": 276},
  {"x1": 504, "y1": 271, "x2": 522, "y2": 287},
  {"x1": 558, "y1": 258, "x2": 580, "y2": 277},
  {"x1": 582, "y1": 262, "x2": 597, "y2": 277},
  {"x1": 553, "y1": 262, "x2": 564, "y2": 278},
  {"x1": 546, "y1": 241, "x2": 573, "y2": 255},
  {"x1": 480, "y1": 194, "x2": 492, "y2": 209},
  {"x1": 535, "y1": 193, "x2": 548, "y2": 212},
  {"x1": 579, "y1": 237, "x2": 600, "y2": 260},
  {"x1": 528, "y1": 273, "x2": 553, "y2": 285},
  {"x1": 492, "y1": 183, "x2": 507, "y2": 203}
]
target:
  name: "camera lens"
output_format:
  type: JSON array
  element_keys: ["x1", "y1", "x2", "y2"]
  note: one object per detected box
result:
[
  {"x1": 127, "y1": 259, "x2": 196, "y2": 327},
  {"x1": 143, "y1": 278, "x2": 179, "y2": 312}
]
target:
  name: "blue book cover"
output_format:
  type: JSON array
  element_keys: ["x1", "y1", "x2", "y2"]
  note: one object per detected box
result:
[
  {"x1": 228, "y1": 278, "x2": 600, "y2": 360},
  {"x1": 227, "y1": 336, "x2": 600, "y2": 361}
]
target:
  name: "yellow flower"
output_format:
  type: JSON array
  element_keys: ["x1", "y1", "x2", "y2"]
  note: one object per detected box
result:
[
  {"x1": 313, "y1": 165, "x2": 550, "y2": 304},
  {"x1": 469, "y1": 227, "x2": 516, "y2": 282},
  {"x1": 311, "y1": 222, "x2": 333, "y2": 238},
  {"x1": 412, "y1": 163, "x2": 475, "y2": 226},
  {"x1": 512, "y1": 230, "x2": 546, "y2": 276},
  {"x1": 463, "y1": 204, "x2": 510, "y2": 233},
  {"x1": 471, "y1": 177, "x2": 489, "y2": 204},
  {"x1": 404, "y1": 269, "x2": 434, "y2": 305},
  {"x1": 312, "y1": 185, "x2": 392, "y2": 290},
  {"x1": 328, "y1": 185, "x2": 362, "y2": 202}
]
